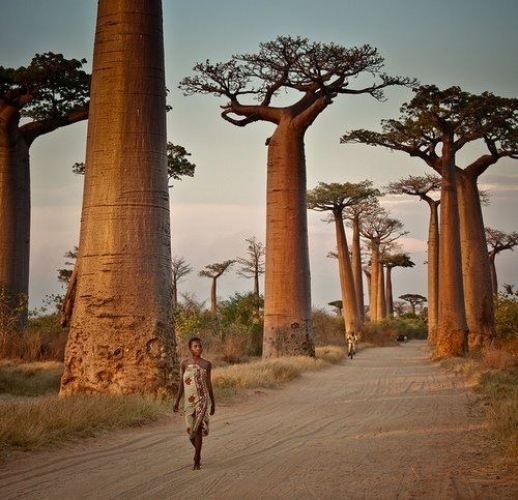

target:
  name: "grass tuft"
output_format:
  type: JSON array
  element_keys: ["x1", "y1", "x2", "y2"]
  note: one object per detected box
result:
[{"x1": 0, "y1": 360, "x2": 62, "y2": 396}]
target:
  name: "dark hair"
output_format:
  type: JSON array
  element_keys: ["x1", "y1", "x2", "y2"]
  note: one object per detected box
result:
[{"x1": 188, "y1": 336, "x2": 202, "y2": 348}]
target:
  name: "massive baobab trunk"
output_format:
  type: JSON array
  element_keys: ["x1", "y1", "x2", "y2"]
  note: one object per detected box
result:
[
  {"x1": 489, "y1": 253, "x2": 498, "y2": 295},
  {"x1": 457, "y1": 170, "x2": 495, "y2": 350},
  {"x1": 435, "y1": 144, "x2": 468, "y2": 357},
  {"x1": 263, "y1": 123, "x2": 314, "y2": 357},
  {"x1": 377, "y1": 262, "x2": 386, "y2": 320},
  {"x1": 60, "y1": 0, "x2": 176, "y2": 396},
  {"x1": 334, "y1": 212, "x2": 360, "y2": 337},
  {"x1": 0, "y1": 121, "x2": 30, "y2": 327},
  {"x1": 385, "y1": 266, "x2": 394, "y2": 317},
  {"x1": 369, "y1": 242, "x2": 380, "y2": 322}
]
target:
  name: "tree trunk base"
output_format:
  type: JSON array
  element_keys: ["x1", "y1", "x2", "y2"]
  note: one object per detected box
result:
[
  {"x1": 262, "y1": 321, "x2": 315, "y2": 358},
  {"x1": 433, "y1": 327, "x2": 468, "y2": 358}
]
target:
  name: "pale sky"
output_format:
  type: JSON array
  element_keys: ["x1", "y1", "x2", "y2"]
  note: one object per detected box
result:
[{"x1": 1, "y1": 0, "x2": 517, "y2": 312}]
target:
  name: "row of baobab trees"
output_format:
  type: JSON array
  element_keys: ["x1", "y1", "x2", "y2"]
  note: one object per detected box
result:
[{"x1": 1, "y1": 0, "x2": 516, "y2": 397}]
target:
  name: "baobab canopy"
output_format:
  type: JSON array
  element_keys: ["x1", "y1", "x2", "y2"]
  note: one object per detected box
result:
[{"x1": 179, "y1": 35, "x2": 416, "y2": 128}]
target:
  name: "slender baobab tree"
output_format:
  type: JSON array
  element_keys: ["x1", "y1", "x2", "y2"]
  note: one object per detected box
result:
[
  {"x1": 0, "y1": 53, "x2": 89, "y2": 326},
  {"x1": 344, "y1": 188, "x2": 381, "y2": 323},
  {"x1": 342, "y1": 86, "x2": 518, "y2": 355},
  {"x1": 199, "y1": 260, "x2": 235, "y2": 315},
  {"x1": 307, "y1": 182, "x2": 370, "y2": 337},
  {"x1": 180, "y1": 36, "x2": 414, "y2": 358},
  {"x1": 360, "y1": 210, "x2": 407, "y2": 321},
  {"x1": 386, "y1": 174, "x2": 440, "y2": 343},
  {"x1": 236, "y1": 237, "x2": 265, "y2": 297},
  {"x1": 60, "y1": 0, "x2": 176, "y2": 397},
  {"x1": 172, "y1": 256, "x2": 193, "y2": 311},
  {"x1": 486, "y1": 228, "x2": 518, "y2": 294}
]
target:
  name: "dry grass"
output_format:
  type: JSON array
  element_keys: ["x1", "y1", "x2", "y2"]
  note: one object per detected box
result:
[
  {"x1": 0, "y1": 394, "x2": 168, "y2": 461},
  {"x1": 441, "y1": 350, "x2": 518, "y2": 458},
  {"x1": 0, "y1": 360, "x2": 62, "y2": 396},
  {"x1": 212, "y1": 345, "x2": 345, "y2": 400}
]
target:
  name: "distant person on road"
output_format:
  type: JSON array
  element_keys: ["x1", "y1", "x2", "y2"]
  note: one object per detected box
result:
[
  {"x1": 347, "y1": 333, "x2": 357, "y2": 358},
  {"x1": 173, "y1": 337, "x2": 216, "y2": 470}
]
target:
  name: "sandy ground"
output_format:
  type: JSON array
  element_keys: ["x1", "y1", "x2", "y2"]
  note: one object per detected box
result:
[{"x1": 1, "y1": 341, "x2": 517, "y2": 499}]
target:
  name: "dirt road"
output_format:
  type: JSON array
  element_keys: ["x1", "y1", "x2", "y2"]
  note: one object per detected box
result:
[{"x1": 1, "y1": 341, "x2": 516, "y2": 499}]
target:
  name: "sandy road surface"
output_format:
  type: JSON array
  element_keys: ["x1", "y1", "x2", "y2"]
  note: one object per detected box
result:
[{"x1": 1, "y1": 341, "x2": 516, "y2": 499}]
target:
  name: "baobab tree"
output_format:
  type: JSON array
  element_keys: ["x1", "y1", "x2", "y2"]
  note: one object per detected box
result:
[
  {"x1": 307, "y1": 182, "x2": 371, "y2": 338},
  {"x1": 236, "y1": 237, "x2": 265, "y2": 297},
  {"x1": 342, "y1": 86, "x2": 518, "y2": 355},
  {"x1": 486, "y1": 228, "x2": 518, "y2": 294},
  {"x1": 344, "y1": 186, "x2": 381, "y2": 322},
  {"x1": 0, "y1": 53, "x2": 89, "y2": 326},
  {"x1": 172, "y1": 256, "x2": 193, "y2": 311},
  {"x1": 180, "y1": 36, "x2": 414, "y2": 358},
  {"x1": 386, "y1": 174, "x2": 440, "y2": 343},
  {"x1": 60, "y1": 0, "x2": 176, "y2": 397},
  {"x1": 360, "y1": 210, "x2": 407, "y2": 321},
  {"x1": 399, "y1": 294, "x2": 427, "y2": 316},
  {"x1": 199, "y1": 260, "x2": 235, "y2": 315},
  {"x1": 383, "y1": 252, "x2": 414, "y2": 317}
]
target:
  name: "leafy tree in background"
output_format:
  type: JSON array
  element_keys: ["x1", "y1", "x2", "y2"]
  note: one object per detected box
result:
[
  {"x1": 60, "y1": 0, "x2": 176, "y2": 397},
  {"x1": 172, "y1": 256, "x2": 193, "y2": 311},
  {"x1": 199, "y1": 260, "x2": 235, "y2": 315},
  {"x1": 486, "y1": 228, "x2": 518, "y2": 295},
  {"x1": 236, "y1": 237, "x2": 265, "y2": 298},
  {"x1": 180, "y1": 35, "x2": 414, "y2": 358},
  {"x1": 342, "y1": 85, "x2": 518, "y2": 355},
  {"x1": 399, "y1": 293, "x2": 427, "y2": 316},
  {"x1": 386, "y1": 174, "x2": 440, "y2": 343},
  {"x1": 0, "y1": 52, "x2": 89, "y2": 326}
]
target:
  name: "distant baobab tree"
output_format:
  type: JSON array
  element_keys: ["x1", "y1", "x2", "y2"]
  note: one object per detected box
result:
[
  {"x1": 399, "y1": 294, "x2": 427, "y2": 316},
  {"x1": 382, "y1": 252, "x2": 414, "y2": 317},
  {"x1": 200, "y1": 260, "x2": 235, "y2": 314},
  {"x1": 386, "y1": 174, "x2": 440, "y2": 343},
  {"x1": 360, "y1": 210, "x2": 407, "y2": 322},
  {"x1": 236, "y1": 237, "x2": 265, "y2": 297},
  {"x1": 172, "y1": 256, "x2": 193, "y2": 311},
  {"x1": 342, "y1": 85, "x2": 518, "y2": 355},
  {"x1": 0, "y1": 52, "x2": 89, "y2": 327},
  {"x1": 60, "y1": 0, "x2": 176, "y2": 397},
  {"x1": 307, "y1": 182, "x2": 372, "y2": 338},
  {"x1": 486, "y1": 228, "x2": 518, "y2": 294},
  {"x1": 180, "y1": 35, "x2": 414, "y2": 358}
]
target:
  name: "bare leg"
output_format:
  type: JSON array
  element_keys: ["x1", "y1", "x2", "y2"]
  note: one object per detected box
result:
[{"x1": 193, "y1": 427, "x2": 203, "y2": 469}]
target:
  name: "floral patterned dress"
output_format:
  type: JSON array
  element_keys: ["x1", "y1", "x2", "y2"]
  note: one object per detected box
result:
[{"x1": 182, "y1": 363, "x2": 210, "y2": 438}]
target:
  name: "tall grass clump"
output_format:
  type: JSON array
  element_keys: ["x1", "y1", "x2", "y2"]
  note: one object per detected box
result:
[
  {"x1": 0, "y1": 360, "x2": 62, "y2": 396},
  {"x1": 0, "y1": 394, "x2": 169, "y2": 461}
]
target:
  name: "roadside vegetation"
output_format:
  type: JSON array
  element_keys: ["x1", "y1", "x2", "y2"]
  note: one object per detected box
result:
[{"x1": 0, "y1": 290, "x2": 516, "y2": 460}]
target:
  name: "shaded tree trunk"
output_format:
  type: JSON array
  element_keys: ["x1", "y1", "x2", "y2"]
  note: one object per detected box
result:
[
  {"x1": 351, "y1": 215, "x2": 364, "y2": 323},
  {"x1": 262, "y1": 122, "x2": 314, "y2": 357},
  {"x1": 385, "y1": 266, "x2": 394, "y2": 316},
  {"x1": 457, "y1": 170, "x2": 495, "y2": 350},
  {"x1": 426, "y1": 199, "x2": 439, "y2": 346},
  {"x1": 435, "y1": 142, "x2": 468, "y2": 357},
  {"x1": 60, "y1": 0, "x2": 177, "y2": 396},
  {"x1": 0, "y1": 116, "x2": 30, "y2": 328},
  {"x1": 363, "y1": 268, "x2": 372, "y2": 319},
  {"x1": 369, "y1": 242, "x2": 380, "y2": 322},
  {"x1": 210, "y1": 277, "x2": 218, "y2": 315},
  {"x1": 334, "y1": 212, "x2": 360, "y2": 337},
  {"x1": 488, "y1": 253, "x2": 497, "y2": 295},
  {"x1": 377, "y1": 262, "x2": 386, "y2": 320}
]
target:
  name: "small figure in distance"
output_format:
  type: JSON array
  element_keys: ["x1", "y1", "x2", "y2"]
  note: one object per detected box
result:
[
  {"x1": 346, "y1": 333, "x2": 357, "y2": 359},
  {"x1": 173, "y1": 336, "x2": 216, "y2": 470},
  {"x1": 396, "y1": 334, "x2": 408, "y2": 343}
]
